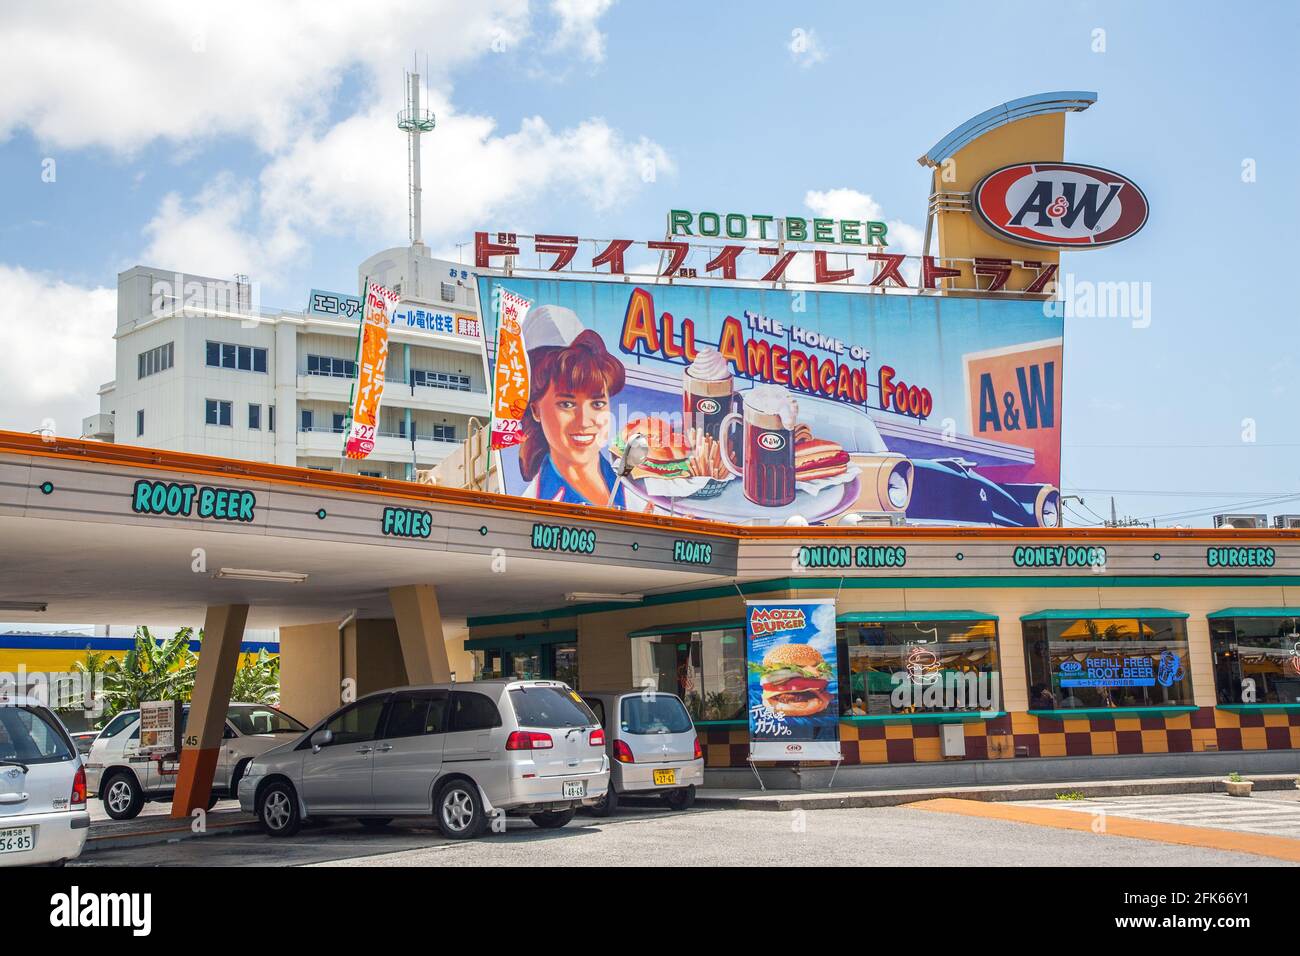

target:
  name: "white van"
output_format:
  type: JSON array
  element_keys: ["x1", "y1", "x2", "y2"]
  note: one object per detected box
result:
[{"x1": 0, "y1": 696, "x2": 90, "y2": 867}]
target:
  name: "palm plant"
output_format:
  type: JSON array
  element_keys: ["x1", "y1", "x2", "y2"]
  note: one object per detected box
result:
[
  {"x1": 70, "y1": 645, "x2": 120, "y2": 722},
  {"x1": 98, "y1": 626, "x2": 199, "y2": 720},
  {"x1": 229, "y1": 649, "x2": 281, "y2": 705}
]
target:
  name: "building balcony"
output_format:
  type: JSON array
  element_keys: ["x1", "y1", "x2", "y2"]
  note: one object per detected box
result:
[
  {"x1": 296, "y1": 371, "x2": 488, "y2": 416},
  {"x1": 295, "y1": 426, "x2": 461, "y2": 464}
]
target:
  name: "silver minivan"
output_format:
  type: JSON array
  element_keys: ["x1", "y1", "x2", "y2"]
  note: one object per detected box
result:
[
  {"x1": 580, "y1": 690, "x2": 703, "y2": 816},
  {"x1": 239, "y1": 680, "x2": 609, "y2": 839}
]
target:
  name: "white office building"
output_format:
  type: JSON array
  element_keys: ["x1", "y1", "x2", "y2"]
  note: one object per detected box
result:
[{"x1": 82, "y1": 245, "x2": 490, "y2": 481}]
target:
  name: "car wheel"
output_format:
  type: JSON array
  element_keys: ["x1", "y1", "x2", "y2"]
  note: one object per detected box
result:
[
  {"x1": 529, "y1": 808, "x2": 576, "y2": 829},
  {"x1": 587, "y1": 784, "x2": 619, "y2": 817},
  {"x1": 359, "y1": 817, "x2": 393, "y2": 829},
  {"x1": 435, "y1": 780, "x2": 486, "y2": 840},
  {"x1": 102, "y1": 772, "x2": 144, "y2": 820},
  {"x1": 662, "y1": 785, "x2": 696, "y2": 810},
  {"x1": 257, "y1": 781, "x2": 301, "y2": 837}
]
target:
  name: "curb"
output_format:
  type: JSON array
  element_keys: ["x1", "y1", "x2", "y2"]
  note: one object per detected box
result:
[
  {"x1": 84, "y1": 814, "x2": 260, "y2": 853},
  {"x1": 695, "y1": 774, "x2": 1300, "y2": 811}
]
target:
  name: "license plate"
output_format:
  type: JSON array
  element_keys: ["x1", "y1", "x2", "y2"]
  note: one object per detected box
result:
[
  {"x1": 0, "y1": 827, "x2": 34, "y2": 854},
  {"x1": 653, "y1": 769, "x2": 677, "y2": 786},
  {"x1": 562, "y1": 780, "x2": 585, "y2": 798}
]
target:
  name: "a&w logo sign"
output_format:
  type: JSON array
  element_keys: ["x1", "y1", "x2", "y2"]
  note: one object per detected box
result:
[{"x1": 972, "y1": 162, "x2": 1148, "y2": 249}]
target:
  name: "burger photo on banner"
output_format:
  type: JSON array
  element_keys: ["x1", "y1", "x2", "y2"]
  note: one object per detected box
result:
[
  {"x1": 478, "y1": 276, "x2": 1064, "y2": 527},
  {"x1": 746, "y1": 599, "x2": 841, "y2": 761}
]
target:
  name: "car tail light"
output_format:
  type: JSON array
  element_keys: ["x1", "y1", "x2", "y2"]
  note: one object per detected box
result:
[
  {"x1": 613, "y1": 739, "x2": 635, "y2": 763},
  {"x1": 506, "y1": 731, "x2": 554, "y2": 751},
  {"x1": 589, "y1": 728, "x2": 605, "y2": 747},
  {"x1": 71, "y1": 765, "x2": 87, "y2": 807},
  {"x1": 693, "y1": 736, "x2": 702, "y2": 760}
]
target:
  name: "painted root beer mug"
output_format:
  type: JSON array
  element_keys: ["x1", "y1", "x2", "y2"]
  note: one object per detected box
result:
[
  {"x1": 719, "y1": 385, "x2": 798, "y2": 507},
  {"x1": 682, "y1": 347, "x2": 742, "y2": 463}
]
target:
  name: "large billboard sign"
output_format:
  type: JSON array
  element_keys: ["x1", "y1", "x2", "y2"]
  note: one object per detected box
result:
[{"x1": 477, "y1": 275, "x2": 1063, "y2": 527}]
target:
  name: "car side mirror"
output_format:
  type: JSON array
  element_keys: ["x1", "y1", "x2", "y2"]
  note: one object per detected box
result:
[{"x1": 310, "y1": 729, "x2": 333, "y2": 752}]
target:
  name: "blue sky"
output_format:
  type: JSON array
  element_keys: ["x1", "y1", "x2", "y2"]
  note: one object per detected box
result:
[{"x1": 0, "y1": 0, "x2": 1295, "y2": 526}]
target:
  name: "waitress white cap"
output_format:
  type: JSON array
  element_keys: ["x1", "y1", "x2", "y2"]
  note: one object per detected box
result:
[{"x1": 522, "y1": 304, "x2": 585, "y2": 348}]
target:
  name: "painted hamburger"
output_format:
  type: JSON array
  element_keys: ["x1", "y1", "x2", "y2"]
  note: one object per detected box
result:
[
  {"x1": 755, "y1": 643, "x2": 834, "y2": 717},
  {"x1": 616, "y1": 416, "x2": 692, "y2": 480}
]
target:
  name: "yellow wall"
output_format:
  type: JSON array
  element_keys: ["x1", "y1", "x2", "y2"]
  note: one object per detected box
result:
[{"x1": 933, "y1": 111, "x2": 1066, "y2": 289}]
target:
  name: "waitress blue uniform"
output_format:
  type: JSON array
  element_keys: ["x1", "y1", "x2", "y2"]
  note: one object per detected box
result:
[{"x1": 526, "y1": 453, "x2": 627, "y2": 509}]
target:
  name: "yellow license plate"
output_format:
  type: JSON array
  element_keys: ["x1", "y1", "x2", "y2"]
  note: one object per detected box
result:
[{"x1": 653, "y1": 769, "x2": 677, "y2": 786}]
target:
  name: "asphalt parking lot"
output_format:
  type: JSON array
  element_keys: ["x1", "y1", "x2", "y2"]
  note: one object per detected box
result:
[{"x1": 74, "y1": 795, "x2": 1298, "y2": 867}]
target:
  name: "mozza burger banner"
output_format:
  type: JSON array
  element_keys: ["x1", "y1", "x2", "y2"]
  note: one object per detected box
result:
[
  {"x1": 477, "y1": 275, "x2": 1063, "y2": 526},
  {"x1": 746, "y1": 599, "x2": 841, "y2": 762},
  {"x1": 343, "y1": 281, "x2": 398, "y2": 461}
]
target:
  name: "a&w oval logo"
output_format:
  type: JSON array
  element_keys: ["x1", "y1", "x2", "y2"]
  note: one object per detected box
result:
[
  {"x1": 971, "y1": 162, "x2": 1148, "y2": 249},
  {"x1": 758, "y1": 432, "x2": 786, "y2": 451}
]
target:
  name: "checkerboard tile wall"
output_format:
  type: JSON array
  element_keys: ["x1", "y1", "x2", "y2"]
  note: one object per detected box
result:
[{"x1": 695, "y1": 708, "x2": 1300, "y2": 768}]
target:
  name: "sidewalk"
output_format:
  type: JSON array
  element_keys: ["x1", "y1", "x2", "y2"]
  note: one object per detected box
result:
[{"x1": 695, "y1": 773, "x2": 1300, "y2": 811}]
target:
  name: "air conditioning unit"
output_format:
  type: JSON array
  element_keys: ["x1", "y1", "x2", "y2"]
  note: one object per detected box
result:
[
  {"x1": 1273, "y1": 514, "x2": 1300, "y2": 529},
  {"x1": 1214, "y1": 513, "x2": 1268, "y2": 529}
]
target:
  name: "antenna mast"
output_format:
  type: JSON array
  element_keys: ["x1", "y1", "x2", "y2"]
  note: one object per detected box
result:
[{"x1": 397, "y1": 68, "x2": 436, "y2": 248}]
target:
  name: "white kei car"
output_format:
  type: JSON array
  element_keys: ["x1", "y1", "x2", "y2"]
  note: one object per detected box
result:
[{"x1": 0, "y1": 695, "x2": 90, "y2": 867}]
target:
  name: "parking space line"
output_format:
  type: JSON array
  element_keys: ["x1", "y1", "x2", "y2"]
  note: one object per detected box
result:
[{"x1": 905, "y1": 798, "x2": 1300, "y2": 864}]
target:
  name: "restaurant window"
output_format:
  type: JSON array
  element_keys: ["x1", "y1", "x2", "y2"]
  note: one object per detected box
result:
[
  {"x1": 470, "y1": 641, "x2": 581, "y2": 689},
  {"x1": 1210, "y1": 614, "x2": 1300, "y2": 705},
  {"x1": 630, "y1": 627, "x2": 745, "y2": 722},
  {"x1": 838, "y1": 618, "x2": 1001, "y2": 716},
  {"x1": 1023, "y1": 614, "x2": 1194, "y2": 710}
]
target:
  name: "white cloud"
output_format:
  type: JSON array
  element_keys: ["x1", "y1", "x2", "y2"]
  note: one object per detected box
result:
[
  {"x1": 0, "y1": 1, "x2": 532, "y2": 154},
  {"x1": 804, "y1": 187, "x2": 924, "y2": 285},
  {"x1": 804, "y1": 188, "x2": 923, "y2": 256},
  {"x1": 550, "y1": 0, "x2": 616, "y2": 62},
  {"x1": 243, "y1": 102, "x2": 672, "y2": 280},
  {"x1": 141, "y1": 173, "x2": 272, "y2": 277},
  {"x1": 788, "y1": 27, "x2": 827, "y2": 68},
  {"x1": 0, "y1": 1, "x2": 665, "y2": 287},
  {"x1": 0, "y1": 266, "x2": 116, "y2": 432}
]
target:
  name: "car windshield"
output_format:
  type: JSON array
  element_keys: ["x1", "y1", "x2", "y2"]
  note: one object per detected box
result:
[
  {"x1": 0, "y1": 705, "x2": 75, "y2": 764},
  {"x1": 227, "y1": 707, "x2": 307, "y2": 736},
  {"x1": 508, "y1": 686, "x2": 597, "y2": 729},
  {"x1": 620, "y1": 695, "x2": 693, "y2": 735}
]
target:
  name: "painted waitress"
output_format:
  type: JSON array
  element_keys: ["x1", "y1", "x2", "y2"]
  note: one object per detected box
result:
[{"x1": 518, "y1": 305, "x2": 629, "y2": 507}]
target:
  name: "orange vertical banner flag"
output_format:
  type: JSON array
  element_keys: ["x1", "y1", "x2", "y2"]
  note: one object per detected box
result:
[{"x1": 344, "y1": 281, "x2": 398, "y2": 460}]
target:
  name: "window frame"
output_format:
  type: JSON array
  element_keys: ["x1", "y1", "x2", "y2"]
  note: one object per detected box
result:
[
  {"x1": 1022, "y1": 614, "x2": 1195, "y2": 712},
  {"x1": 838, "y1": 617, "x2": 1002, "y2": 718}
]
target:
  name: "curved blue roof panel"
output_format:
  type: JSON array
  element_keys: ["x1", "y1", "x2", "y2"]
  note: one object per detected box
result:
[{"x1": 918, "y1": 91, "x2": 1097, "y2": 167}]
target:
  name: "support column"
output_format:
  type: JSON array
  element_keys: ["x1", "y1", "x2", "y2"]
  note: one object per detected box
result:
[
  {"x1": 171, "y1": 604, "x2": 248, "y2": 818},
  {"x1": 389, "y1": 584, "x2": 452, "y2": 684}
]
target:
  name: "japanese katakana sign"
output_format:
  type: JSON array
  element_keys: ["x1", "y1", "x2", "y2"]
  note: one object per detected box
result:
[
  {"x1": 489, "y1": 287, "x2": 532, "y2": 451},
  {"x1": 343, "y1": 281, "x2": 397, "y2": 460}
]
